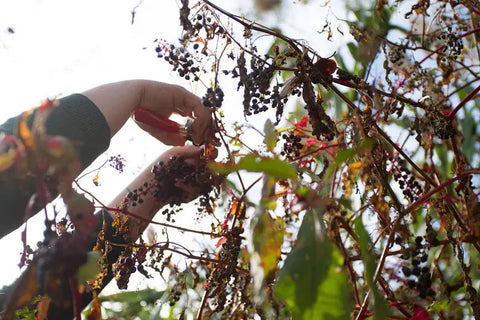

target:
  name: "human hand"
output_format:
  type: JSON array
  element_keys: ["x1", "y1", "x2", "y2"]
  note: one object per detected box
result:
[
  {"x1": 152, "y1": 145, "x2": 219, "y2": 205},
  {"x1": 83, "y1": 80, "x2": 217, "y2": 146},
  {"x1": 108, "y1": 144, "x2": 219, "y2": 239},
  {"x1": 133, "y1": 81, "x2": 215, "y2": 146}
]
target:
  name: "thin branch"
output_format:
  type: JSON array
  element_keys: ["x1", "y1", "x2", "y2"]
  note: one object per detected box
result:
[{"x1": 447, "y1": 84, "x2": 480, "y2": 120}]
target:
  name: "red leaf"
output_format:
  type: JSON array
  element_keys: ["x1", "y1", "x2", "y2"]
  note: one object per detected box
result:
[
  {"x1": 38, "y1": 98, "x2": 58, "y2": 111},
  {"x1": 216, "y1": 236, "x2": 227, "y2": 248},
  {"x1": 36, "y1": 296, "x2": 51, "y2": 320},
  {"x1": 410, "y1": 305, "x2": 430, "y2": 320},
  {"x1": 296, "y1": 115, "x2": 309, "y2": 128}
]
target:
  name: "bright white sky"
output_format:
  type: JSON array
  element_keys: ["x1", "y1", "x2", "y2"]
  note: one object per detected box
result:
[{"x1": 0, "y1": 0, "x2": 348, "y2": 297}]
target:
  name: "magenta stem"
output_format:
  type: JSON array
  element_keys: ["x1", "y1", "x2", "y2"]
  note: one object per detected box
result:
[{"x1": 447, "y1": 84, "x2": 480, "y2": 120}]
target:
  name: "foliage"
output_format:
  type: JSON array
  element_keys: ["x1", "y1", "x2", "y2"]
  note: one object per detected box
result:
[{"x1": 2, "y1": 0, "x2": 480, "y2": 319}]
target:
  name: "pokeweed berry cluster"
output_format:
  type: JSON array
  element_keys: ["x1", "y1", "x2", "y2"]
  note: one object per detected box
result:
[
  {"x1": 280, "y1": 132, "x2": 304, "y2": 159},
  {"x1": 437, "y1": 27, "x2": 464, "y2": 58},
  {"x1": 386, "y1": 45, "x2": 410, "y2": 74},
  {"x1": 112, "y1": 246, "x2": 150, "y2": 289},
  {"x1": 202, "y1": 86, "x2": 224, "y2": 108},
  {"x1": 156, "y1": 42, "x2": 201, "y2": 82},
  {"x1": 125, "y1": 182, "x2": 150, "y2": 207},
  {"x1": 414, "y1": 96, "x2": 456, "y2": 140},
  {"x1": 122, "y1": 155, "x2": 217, "y2": 211},
  {"x1": 108, "y1": 154, "x2": 126, "y2": 173},
  {"x1": 235, "y1": 52, "x2": 286, "y2": 120},
  {"x1": 179, "y1": 0, "x2": 226, "y2": 45},
  {"x1": 159, "y1": 206, "x2": 182, "y2": 223},
  {"x1": 399, "y1": 236, "x2": 435, "y2": 299},
  {"x1": 389, "y1": 156, "x2": 423, "y2": 202},
  {"x1": 168, "y1": 282, "x2": 184, "y2": 306},
  {"x1": 207, "y1": 226, "x2": 245, "y2": 312},
  {"x1": 113, "y1": 256, "x2": 137, "y2": 289}
]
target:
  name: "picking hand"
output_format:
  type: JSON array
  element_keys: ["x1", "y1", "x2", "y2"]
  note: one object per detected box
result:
[{"x1": 82, "y1": 80, "x2": 217, "y2": 146}]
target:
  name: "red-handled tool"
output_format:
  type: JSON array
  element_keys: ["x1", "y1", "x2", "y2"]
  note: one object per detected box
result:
[{"x1": 132, "y1": 108, "x2": 193, "y2": 141}]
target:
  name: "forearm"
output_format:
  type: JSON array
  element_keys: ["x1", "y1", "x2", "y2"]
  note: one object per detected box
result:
[
  {"x1": 82, "y1": 79, "x2": 213, "y2": 145},
  {"x1": 82, "y1": 80, "x2": 144, "y2": 137},
  {"x1": 105, "y1": 145, "x2": 202, "y2": 241},
  {"x1": 107, "y1": 155, "x2": 167, "y2": 241}
]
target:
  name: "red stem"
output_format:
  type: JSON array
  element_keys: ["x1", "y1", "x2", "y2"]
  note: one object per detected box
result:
[
  {"x1": 447, "y1": 84, "x2": 480, "y2": 120},
  {"x1": 69, "y1": 277, "x2": 82, "y2": 320},
  {"x1": 404, "y1": 169, "x2": 480, "y2": 214}
]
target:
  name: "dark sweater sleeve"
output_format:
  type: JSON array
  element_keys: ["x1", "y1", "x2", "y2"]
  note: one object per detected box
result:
[{"x1": 0, "y1": 94, "x2": 111, "y2": 238}]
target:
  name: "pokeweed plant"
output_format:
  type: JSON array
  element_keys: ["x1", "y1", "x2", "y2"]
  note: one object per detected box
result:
[{"x1": 1, "y1": 0, "x2": 480, "y2": 319}]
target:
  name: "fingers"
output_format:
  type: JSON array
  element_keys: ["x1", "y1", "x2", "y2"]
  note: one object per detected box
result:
[
  {"x1": 180, "y1": 90, "x2": 214, "y2": 145},
  {"x1": 135, "y1": 121, "x2": 186, "y2": 146},
  {"x1": 161, "y1": 145, "x2": 203, "y2": 161},
  {"x1": 159, "y1": 145, "x2": 208, "y2": 203},
  {"x1": 139, "y1": 81, "x2": 197, "y2": 117},
  {"x1": 137, "y1": 80, "x2": 217, "y2": 146}
]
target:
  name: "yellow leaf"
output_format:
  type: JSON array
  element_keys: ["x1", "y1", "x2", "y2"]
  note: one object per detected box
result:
[
  {"x1": 17, "y1": 109, "x2": 35, "y2": 148},
  {"x1": 361, "y1": 93, "x2": 373, "y2": 112},
  {"x1": 87, "y1": 291, "x2": 102, "y2": 320},
  {"x1": 0, "y1": 147, "x2": 17, "y2": 171},
  {"x1": 93, "y1": 173, "x2": 100, "y2": 186},
  {"x1": 348, "y1": 161, "x2": 362, "y2": 174}
]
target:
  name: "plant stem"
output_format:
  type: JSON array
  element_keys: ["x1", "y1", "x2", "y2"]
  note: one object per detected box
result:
[
  {"x1": 196, "y1": 288, "x2": 209, "y2": 320},
  {"x1": 404, "y1": 169, "x2": 480, "y2": 214},
  {"x1": 100, "y1": 206, "x2": 221, "y2": 237},
  {"x1": 447, "y1": 84, "x2": 480, "y2": 120},
  {"x1": 69, "y1": 277, "x2": 82, "y2": 320}
]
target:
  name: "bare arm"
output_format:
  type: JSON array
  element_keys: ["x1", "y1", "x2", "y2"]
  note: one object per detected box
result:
[
  {"x1": 107, "y1": 145, "x2": 204, "y2": 240},
  {"x1": 82, "y1": 80, "x2": 213, "y2": 145}
]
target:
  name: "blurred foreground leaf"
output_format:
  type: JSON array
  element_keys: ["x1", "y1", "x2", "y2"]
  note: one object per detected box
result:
[
  {"x1": 209, "y1": 154, "x2": 297, "y2": 179},
  {"x1": 275, "y1": 208, "x2": 353, "y2": 319},
  {"x1": 253, "y1": 210, "x2": 284, "y2": 277},
  {"x1": 355, "y1": 217, "x2": 387, "y2": 319}
]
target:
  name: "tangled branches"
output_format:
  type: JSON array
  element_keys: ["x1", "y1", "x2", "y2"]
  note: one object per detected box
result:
[{"x1": 4, "y1": 0, "x2": 480, "y2": 319}]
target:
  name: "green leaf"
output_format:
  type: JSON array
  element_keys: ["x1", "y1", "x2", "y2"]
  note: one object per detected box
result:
[
  {"x1": 253, "y1": 210, "x2": 284, "y2": 277},
  {"x1": 459, "y1": 115, "x2": 475, "y2": 164},
  {"x1": 76, "y1": 251, "x2": 101, "y2": 284},
  {"x1": 334, "y1": 148, "x2": 356, "y2": 166},
  {"x1": 310, "y1": 249, "x2": 353, "y2": 319},
  {"x1": 264, "y1": 119, "x2": 277, "y2": 152},
  {"x1": 347, "y1": 42, "x2": 358, "y2": 58},
  {"x1": 209, "y1": 154, "x2": 297, "y2": 179},
  {"x1": 334, "y1": 139, "x2": 373, "y2": 167},
  {"x1": 429, "y1": 299, "x2": 453, "y2": 313},
  {"x1": 355, "y1": 217, "x2": 387, "y2": 320},
  {"x1": 434, "y1": 144, "x2": 450, "y2": 181},
  {"x1": 295, "y1": 186, "x2": 311, "y2": 198},
  {"x1": 275, "y1": 208, "x2": 353, "y2": 319},
  {"x1": 98, "y1": 288, "x2": 165, "y2": 304}
]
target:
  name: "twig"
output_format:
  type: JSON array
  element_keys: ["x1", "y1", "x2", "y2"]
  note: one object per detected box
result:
[
  {"x1": 100, "y1": 206, "x2": 221, "y2": 237},
  {"x1": 69, "y1": 277, "x2": 82, "y2": 320},
  {"x1": 447, "y1": 84, "x2": 480, "y2": 120},
  {"x1": 403, "y1": 169, "x2": 480, "y2": 215},
  {"x1": 196, "y1": 288, "x2": 209, "y2": 320}
]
